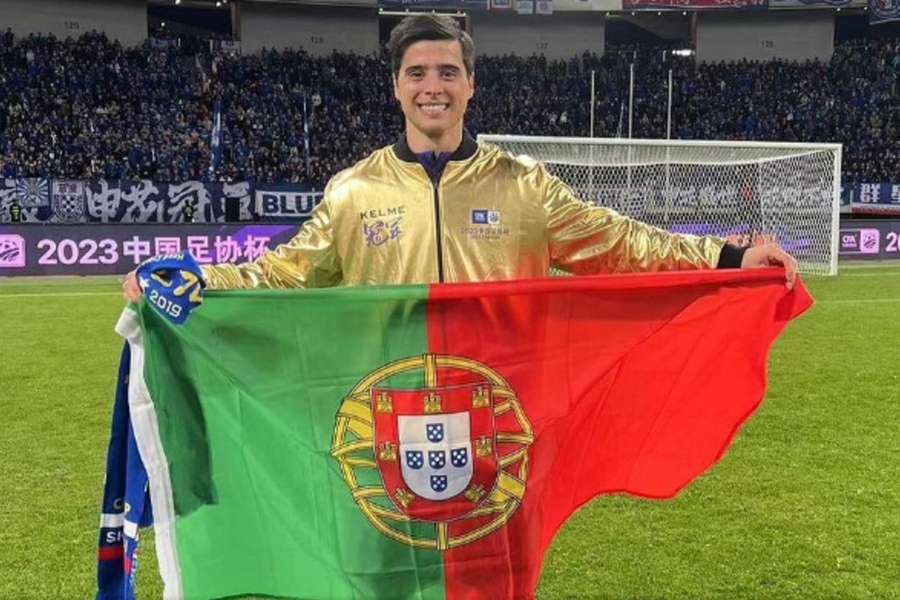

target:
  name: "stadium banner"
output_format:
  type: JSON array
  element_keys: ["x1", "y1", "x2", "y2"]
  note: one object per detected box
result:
[
  {"x1": 0, "y1": 224, "x2": 301, "y2": 276},
  {"x1": 838, "y1": 220, "x2": 900, "y2": 260},
  {"x1": 86, "y1": 180, "x2": 231, "y2": 224},
  {"x1": 51, "y1": 180, "x2": 88, "y2": 224},
  {"x1": 378, "y1": 0, "x2": 489, "y2": 9},
  {"x1": 769, "y1": 0, "x2": 857, "y2": 7},
  {"x1": 118, "y1": 270, "x2": 809, "y2": 599},
  {"x1": 148, "y1": 38, "x2": 179, "y2": 49},
  {"x1": 536, "y1": 0, "x2": 554, "y2": 12},
  {"x1": 623, "y1": 0, "x2": 766, "y2": 7},
  {"x1": 1, "y1": 178, "x2": 49, "y2": 222},
  {"x1": 768, "y1": 0, "x2": 854, "y2": 6},
  {"x1": 210, "y1": 40, "x2": 242, "y2": 54},
  {"x1": 15, "y1": 177, "x2": 50, "y2": 208},
  {"x1": 869, "y1": 0, "x2": 900, "y2": 23},
  {"x1": 254, "y1": 183, "x2": 324, "y2": 222},
  {"x1": 517, "y1": 0, "x2": 536, "y2": 12},
  {"x1": 0, "y1": 179, "x2": 266, "y2": 224},
  {"x1": 841, "y1": 182, "x2": 900, "y2": 215},
  {"x1": 839, "y1": 184, "x2": 851, "y2": 214}
]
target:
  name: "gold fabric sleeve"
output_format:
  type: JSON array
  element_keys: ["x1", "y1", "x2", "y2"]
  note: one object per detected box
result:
[
  {"x1": 201, "y1": 193, "x2": 341, "y2": 290},
  {"x1": 540, "y1": 165, "x2": 725, "y2": 274}
]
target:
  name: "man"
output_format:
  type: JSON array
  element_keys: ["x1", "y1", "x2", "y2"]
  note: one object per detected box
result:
[{"x1": 124, "y1": 14, "x2": 796, "y2": 300}]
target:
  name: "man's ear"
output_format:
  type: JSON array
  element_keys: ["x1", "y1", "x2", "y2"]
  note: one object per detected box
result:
[{"x1": 393, "y1": 74, "x2": 401, "y2": 102}]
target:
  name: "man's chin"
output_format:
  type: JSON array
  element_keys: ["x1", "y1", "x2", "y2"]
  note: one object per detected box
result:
[
  {"x1": 415, "y1": 119, "x2": 460, "y2": 136},
  {"x1": 405, "y1": 118, "x2": 464, "y2": 149}
]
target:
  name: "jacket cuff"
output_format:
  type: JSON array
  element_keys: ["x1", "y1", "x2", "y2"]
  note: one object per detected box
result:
[{"x1": 716, "y1": 243, "x2": 747, "y2": 269}]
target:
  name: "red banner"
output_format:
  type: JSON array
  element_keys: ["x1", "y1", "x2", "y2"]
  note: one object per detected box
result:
[{"x1": 623, "y1": 0, "x2": 767, "y2": 8}]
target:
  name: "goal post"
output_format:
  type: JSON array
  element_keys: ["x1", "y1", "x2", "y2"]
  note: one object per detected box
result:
[{"x1": 477, "y1": 134, "x2": 842, "y2": 276}]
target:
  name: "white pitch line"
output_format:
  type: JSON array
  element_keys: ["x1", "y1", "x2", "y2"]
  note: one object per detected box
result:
[
  {"x1": 837, "y1": 272, "x2": 900, "y2": 278},
  {"x1": 816, "y1": 298, "x2": 900, "y2": 305},
  {"x1": 0, "y1": 291, "x2": 120, "y2": 299}
]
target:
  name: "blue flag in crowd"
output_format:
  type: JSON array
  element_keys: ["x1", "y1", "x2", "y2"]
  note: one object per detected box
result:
[
  {"x1": 303, "y1": 95, "x2": 312, "y2": 175},
  {"x1": 209, "y1": 100, "x2": 223, "y2": 178}
]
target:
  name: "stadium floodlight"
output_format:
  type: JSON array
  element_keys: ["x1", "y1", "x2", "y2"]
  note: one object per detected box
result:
[{"x1": 478, "y1": 134, "x2": 842, "y2": 275}]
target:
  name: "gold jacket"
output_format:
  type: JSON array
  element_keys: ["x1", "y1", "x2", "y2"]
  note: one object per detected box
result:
[{"x1": 203, "y1": 134, "x2": 730, "y2": 289}]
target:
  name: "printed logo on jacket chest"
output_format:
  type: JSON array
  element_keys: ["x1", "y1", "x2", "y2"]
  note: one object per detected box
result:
[
  {"x1": 360, "y1": 205, "x2": 406, "y2": 247},
  {"x1": 461, "y1": 209, "x2": 509, "y2": 241}
]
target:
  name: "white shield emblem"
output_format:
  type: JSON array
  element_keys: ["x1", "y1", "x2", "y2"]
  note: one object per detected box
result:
[{"x1": 398, "y1": 412, "x2": 473, "y2": 501}]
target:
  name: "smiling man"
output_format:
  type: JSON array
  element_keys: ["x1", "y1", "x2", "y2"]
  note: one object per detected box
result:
[
  {"x1": 123, "y1": 14, "x2": 796, "y2": 298},
  {"x1": 392, "y1": 23, "x2": 474, "y2": 154}
]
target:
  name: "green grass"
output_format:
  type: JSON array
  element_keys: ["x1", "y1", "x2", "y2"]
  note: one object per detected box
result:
[{"x1": 1, "y1": 266, "x2": 899, "y2": 599}]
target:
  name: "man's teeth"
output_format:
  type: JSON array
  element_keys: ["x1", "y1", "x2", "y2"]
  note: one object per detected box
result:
[{"x1": 420, "y1": 104, "x2": 448, "y2": 113}]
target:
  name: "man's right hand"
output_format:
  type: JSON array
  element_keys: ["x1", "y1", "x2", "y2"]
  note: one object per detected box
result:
[{"x1": 122, "y1": 270, "x2": 142, "y2": 302}]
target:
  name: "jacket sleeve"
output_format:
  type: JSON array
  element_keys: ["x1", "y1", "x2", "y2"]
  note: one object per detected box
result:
[
  {"x1": 540, "y1": 165, "x2": 727, "y2": 274},
  {"x1": 201, "y1": 190, "x2": 341, "y2": 290}
]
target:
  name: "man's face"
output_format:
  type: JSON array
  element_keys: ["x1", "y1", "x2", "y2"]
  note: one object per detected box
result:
[{"x1": 393, "y1": 39, "x2": 474, "y2": 144}]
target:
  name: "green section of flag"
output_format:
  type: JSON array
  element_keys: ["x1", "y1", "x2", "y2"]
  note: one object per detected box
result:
[{"x1": 140, "y1": 285, "x2": 446, "y2": 600}]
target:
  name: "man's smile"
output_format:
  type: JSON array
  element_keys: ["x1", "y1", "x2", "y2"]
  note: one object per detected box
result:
[{"x1": 417, "y1": 102, "x2": 450, "y2": 114}]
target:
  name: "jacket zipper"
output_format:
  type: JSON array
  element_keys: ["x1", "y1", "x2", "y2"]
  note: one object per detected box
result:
[{"x1": 432, "y1": 183, "x2": 445, "y2": 283}]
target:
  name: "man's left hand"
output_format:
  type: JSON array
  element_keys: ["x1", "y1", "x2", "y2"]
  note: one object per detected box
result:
[{"x1": 741, "y1": 242, "x2": 798, "y2": 290}]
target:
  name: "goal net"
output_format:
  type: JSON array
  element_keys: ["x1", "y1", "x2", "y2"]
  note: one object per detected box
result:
[{"x1": 477, "y1": 135, "x2": 841, "y2": 276}]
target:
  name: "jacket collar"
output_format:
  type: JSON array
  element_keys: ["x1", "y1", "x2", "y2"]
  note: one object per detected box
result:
[{"x1": 392, "y1": 129, "x2": 478, "y2": 164}]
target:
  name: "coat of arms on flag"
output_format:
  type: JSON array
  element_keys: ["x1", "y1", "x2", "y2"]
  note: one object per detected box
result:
[{"x1": 333, "y1": 354, "x2": 532, "y2": 549}]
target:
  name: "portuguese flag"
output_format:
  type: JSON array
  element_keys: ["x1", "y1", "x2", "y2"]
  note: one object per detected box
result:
[{"x1": 118, "y1": 269, "x2": 811, "y2": 600}]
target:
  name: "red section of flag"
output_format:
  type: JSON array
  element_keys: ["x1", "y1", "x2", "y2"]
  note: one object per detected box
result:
[
  {"x1": 373, "y1": 384, "x2": 498, "y2": 522},
  {"x1": 97, "y1": 545, "x2": 124, "y2": 562},
  {"x1": 426, "y1": 269, "x2": 812, "y2": 600}
]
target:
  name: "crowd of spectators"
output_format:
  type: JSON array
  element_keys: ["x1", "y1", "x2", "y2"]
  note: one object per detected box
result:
[
  {"x1": 0, "y1": 29, "x2": 212, "y2": 181},
  {"x1": 1, "y1": 27, "x2": 898, "y2": 185}
]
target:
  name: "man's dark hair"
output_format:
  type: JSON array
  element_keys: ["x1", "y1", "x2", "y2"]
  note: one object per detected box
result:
[{"x1": 386, "y1": 14, "x2": 475, "y2": 77}]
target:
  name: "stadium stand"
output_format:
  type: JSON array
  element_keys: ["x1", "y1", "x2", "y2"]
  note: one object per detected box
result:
[{"x1": 0, "y1": 28, "x2": 897, "y2": 185}]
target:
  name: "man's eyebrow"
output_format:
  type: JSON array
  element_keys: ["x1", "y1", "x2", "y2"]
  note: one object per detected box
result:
[{"x1": 404, "y1": 64, "x2": 462, "y2": 73}]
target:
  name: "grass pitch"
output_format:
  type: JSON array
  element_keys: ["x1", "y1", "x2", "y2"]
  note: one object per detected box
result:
[{"x1": 1, "y1": 266, "x2": 899, "y2": 599}]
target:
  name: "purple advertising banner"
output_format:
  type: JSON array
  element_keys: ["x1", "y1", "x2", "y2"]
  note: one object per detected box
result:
[
  {"x1": 2, "y1": 220, "x2": 896, "y2": 277},
  {"x1": 839, "y1": 220, "x2": 900, "y2": 261},
  {"x1": 0, "y1": 224, "x2": 301, "y2": 276}
]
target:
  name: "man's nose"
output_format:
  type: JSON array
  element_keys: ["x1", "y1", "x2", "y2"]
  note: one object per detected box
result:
[{"x1": 421, "y1": 71, "x2": 443, "y2": 94}]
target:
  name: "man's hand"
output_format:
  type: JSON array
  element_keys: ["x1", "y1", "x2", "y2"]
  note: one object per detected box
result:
[
  {"x1": 741, "y1": 242, "x2": 798, "y2": 290},
  {"x1": 122, "y1": 270, "x2": 142, "y2": 302}
]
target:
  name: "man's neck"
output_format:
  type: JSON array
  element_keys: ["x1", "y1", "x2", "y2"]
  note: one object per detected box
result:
[{"x1": 405, "y1": 126, "x2": 463, "y2": 155}]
